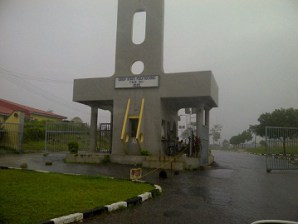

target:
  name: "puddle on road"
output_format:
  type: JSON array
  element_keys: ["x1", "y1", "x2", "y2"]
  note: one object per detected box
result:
[
  {"x1": 206, "y1": 189, "x2": 232, "y2": 206},
  {"x1": 163, "y1": 210, "x2": 182, "y2": 217},
  {"x1": 175, "y1": 186, "x2": 232, "y2": 207},
  {"x1": 181, "y1": 203, "x2": 202, "y2": 209},
  {"x1": 202, "y1": 168, "x2": 234, "y2": 179}
]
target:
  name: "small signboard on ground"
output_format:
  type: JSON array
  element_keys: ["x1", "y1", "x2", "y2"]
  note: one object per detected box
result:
[{"x1": 130, "y1": 168, "x2": 142, "y2": 180}]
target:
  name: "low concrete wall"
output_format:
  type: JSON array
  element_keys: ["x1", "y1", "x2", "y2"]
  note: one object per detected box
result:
[
  {"x1": 142, "y1": 154, "x2": 186, "y2": 170},
  {"x1": 65, "y1": 153, "x2": 107, "y2": 164},
  {"x1": 65, "y1": 153, "x2": 147, "y2": 165},
  {"x1": 142, "y1": 160, "x2": 185, "y2": 170},
  {"x1": 110, "y1": 154, "x2": 147, "y2": 165},
  {"x1": 65, "y1": 152, "x2": 215, "y2": 170},
  {"x1": 208, "y1": 153, "x2": 214, "y2": 165},
  {"x1": 185, "y1": 157, "x2": 200, "y2": 170}
]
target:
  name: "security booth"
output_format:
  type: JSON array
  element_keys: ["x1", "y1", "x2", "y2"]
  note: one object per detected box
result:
[{"x1": 73, "y1": 0, "x2": 218, "y2": 169}]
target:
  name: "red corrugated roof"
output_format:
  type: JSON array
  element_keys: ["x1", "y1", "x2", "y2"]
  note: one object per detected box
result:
[
  {"x1": 0, "y1": 105, "x2": 13, "y2": 116},
  {"x1": 0, "y1": 98, "x2": 67, "y2": 119}
]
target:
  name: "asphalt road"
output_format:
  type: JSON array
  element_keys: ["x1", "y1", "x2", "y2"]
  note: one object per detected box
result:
[{"x1": 84, "y1": 150, "x2": 298, "y2": 224}]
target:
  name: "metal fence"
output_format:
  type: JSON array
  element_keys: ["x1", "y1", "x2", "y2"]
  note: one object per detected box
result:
[
  {"x1": 97, "y1": 123, "x2": 112, "y2": 153},
  {"x1": 1, "y1": 121, "x2": 112, "y2": 153},
  {"x1": 45, "y1": 122, "x2": 90, "y2": 152},
  {"x1": 266, "y1": 127, "x2": 298, "y2": 172},
  {"x1": 0, "y1": 122, "x2": 22, "y2": 151},
  {"x1": 45, "y1": 122, "x2": 112, "y2": 153}
]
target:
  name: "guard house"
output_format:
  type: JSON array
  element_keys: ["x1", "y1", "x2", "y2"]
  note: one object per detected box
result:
[{"x1": 73, "y1": 0, "x2": 218, "y2": 168}]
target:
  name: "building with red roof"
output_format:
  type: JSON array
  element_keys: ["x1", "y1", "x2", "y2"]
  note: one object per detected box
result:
[{"x1": 0, "y1": 98, "x2": 66, "y2": 122}]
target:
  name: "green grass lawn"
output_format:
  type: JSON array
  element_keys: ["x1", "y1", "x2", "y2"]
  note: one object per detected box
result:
[{"x1": 0, "y1": 169, "x2": 154, "y2": 224}]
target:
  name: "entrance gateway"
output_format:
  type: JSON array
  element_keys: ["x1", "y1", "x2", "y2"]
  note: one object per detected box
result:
[{"x1": 73, "y1": 0, "x2": 218, "y2": 168}]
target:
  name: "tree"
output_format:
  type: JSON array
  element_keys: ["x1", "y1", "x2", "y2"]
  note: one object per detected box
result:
[
  {"x1": 241, "y1": 130, "x2": 253, "y2": 142},
  {"x1": 230, "y1": 135, "x2": 241, "y2": 147},
  {"x1": 229, "y1": 130, "x2": 253, "y2": 148},
  {"x1": 251, "y1": 108, "x2": 298, "y2": 153},
  {"x1": 71, "y1": 117, "x2": 83, "y2": 123},
  {"x1": 210, "y1": 124, "x2": 223, "y2": 144},
  {"x1": 222, "y1": 139, "x2": 230, "y2": 149},
  {"x1": 251, "y1": 108, "x2": 298, "y2": 136}
]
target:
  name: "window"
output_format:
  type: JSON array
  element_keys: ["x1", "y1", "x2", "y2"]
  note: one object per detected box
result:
[
  {"x1": 132, "y1": 11, "x2": 146, "y2": 44},
  {"x1": 130, "y1": 119, "x2": 139, "y2": 138}
]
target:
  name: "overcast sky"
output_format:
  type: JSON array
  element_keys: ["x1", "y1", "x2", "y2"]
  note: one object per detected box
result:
[{"x1": 0, "y1": 0, "x2": 298, "y2": 141}]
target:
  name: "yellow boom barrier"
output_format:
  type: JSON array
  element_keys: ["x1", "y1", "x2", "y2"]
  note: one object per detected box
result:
[{"x1": 121, "y1": 98, "x2": 131, "y2": 142}]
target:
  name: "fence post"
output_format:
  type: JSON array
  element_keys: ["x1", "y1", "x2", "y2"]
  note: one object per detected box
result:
[
  {"x1": 90, "y1": 107, "x2": 98, "y2": 152},
  {"x1": 45, "y1": 122, "x2": 48, "y2": 152},
  {"x1": 17, "y1": 113, "x2": 25, "y2": 152}
]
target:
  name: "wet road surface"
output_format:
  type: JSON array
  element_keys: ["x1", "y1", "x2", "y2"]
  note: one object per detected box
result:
[
  {"x1": 84, "y1": 151, "x2": 298, "y2": 224},
  {"x1": 0, "y1": 150, "x2": 297, "y2": 224}
]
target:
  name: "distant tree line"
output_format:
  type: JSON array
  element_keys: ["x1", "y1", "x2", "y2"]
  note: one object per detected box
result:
[
  {"x1": 229, "y1": 130, "x2": 252, "y2": 147},
  {"x1": 227, "y1": 108, "x2": 298, "y2": 150}
]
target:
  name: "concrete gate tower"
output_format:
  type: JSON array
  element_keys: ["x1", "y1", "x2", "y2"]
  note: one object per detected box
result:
[{"x1": 73, "y1": 0, "x2": 218, "y2": 168}]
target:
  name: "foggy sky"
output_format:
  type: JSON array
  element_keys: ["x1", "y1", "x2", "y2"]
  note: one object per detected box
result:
[{"x1": 0, "y1": 0, "x2": 298, "y2": 141}]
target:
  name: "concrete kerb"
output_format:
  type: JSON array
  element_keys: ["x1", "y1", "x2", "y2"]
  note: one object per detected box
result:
[
  {"x1": 82, "y1": 206, "x2": 108, "y2": 219},
  {"x1": 105, "y1": 201, "x2": 127, "y2": 212},
  {"x1": 0, "y1": 166, "x2": 162, "y2": 224},
  {"x1": 51, "y1": 213, "x2": 83, "y2": 224},
  {"x1": 138, "y1": 192, "x2": 152, "y2": 202}
]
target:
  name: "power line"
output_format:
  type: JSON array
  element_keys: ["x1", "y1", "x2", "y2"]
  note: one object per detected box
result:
[
  {"x1": 1, "y1": 73, "x2": 90, "y2": 116},
  {"x1": 0, "y1": 65, "x2": 111, "y2": 121},
  {"x1": 0, "y1": 65, "x2": 73, "y2": 84}
]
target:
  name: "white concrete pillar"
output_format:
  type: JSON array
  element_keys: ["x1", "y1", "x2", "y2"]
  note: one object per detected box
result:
[
  {"x1": 90, "y1": 106, "x2": 98, "y2": 152},
  {"x1": 195, "y1": 105, "x2": 204, "y2": 137},
  {"x1": 196, "y1": 105, "x2": 209, "y2": 164},
  {"x1": 205, "y1": 108, "x2": 210, "y2": 129},
  {"x1": 110, "y1": 109, "x2": 113, "y2": 150}
]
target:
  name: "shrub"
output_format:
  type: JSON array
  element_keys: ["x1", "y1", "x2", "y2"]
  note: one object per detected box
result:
[
  {"x1": 140, "y1": 150, "x2": 150, "y2": 156},
  {"x1": 102, "y1": 155, "x2": 110, "y2": 164},
  {"x1": 260, "y1": 140, "x2": 267, "y2": 147},
  {"x1": 68, "y1": 142, "x2": 79, "y2": 154},
  {"x1": 0, "y1": 126, "x2": 7, "y2": 141},
  {"x1": 23, "y1": 120, "x2": 45, "y2": 143},
  {"x1": 20, "y1": 163, "x2": 28, "y2": 169}
]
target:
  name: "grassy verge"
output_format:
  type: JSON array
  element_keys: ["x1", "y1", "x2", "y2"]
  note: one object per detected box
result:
[
  {"x1": 243, "y1": 147, "x2": 267, "y2": 154},
  {"x1": 221, "y1": 146, "x2": 298, "y2": 155},
  {"x1": 0, "y1": 146, "x2": 20, "y2": 155},
  {"x1": 0, "y1": 169, "x2": 154, "y2": 224},
  {"x1": 22, "y1": 140, "x2": 45, "y2": 153}
]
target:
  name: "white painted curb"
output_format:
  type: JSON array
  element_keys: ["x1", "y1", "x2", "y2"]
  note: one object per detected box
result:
[
  {"x1": 51, "y1": 213, "x2": 83, "y2": 224},
  {"x1": 62, "y1": 172, "x2": 81, "y2": 176},
  {"x1": 138, "y1": 192, "x2": 152, "y2": 202},
  {"x1": 154, "y1": 184, "x2": 162, "y2": 193},
  {"x1": 251, "y1": 220, "x2": 298, "y2": 224},
  {"x1": 105, "y1": 201, "x2": 127, "y2": 212},
  {"x1": 9, "y1": 167, "x2": 22, "y2": 170},
  {"x1": 35, "y1": 170, "x2": 50, "y2": 173}
]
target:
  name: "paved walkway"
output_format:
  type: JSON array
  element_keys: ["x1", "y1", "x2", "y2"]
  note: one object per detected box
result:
[{"x1": 0, "y1": 152, "x2": 161, "y2": 184}]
